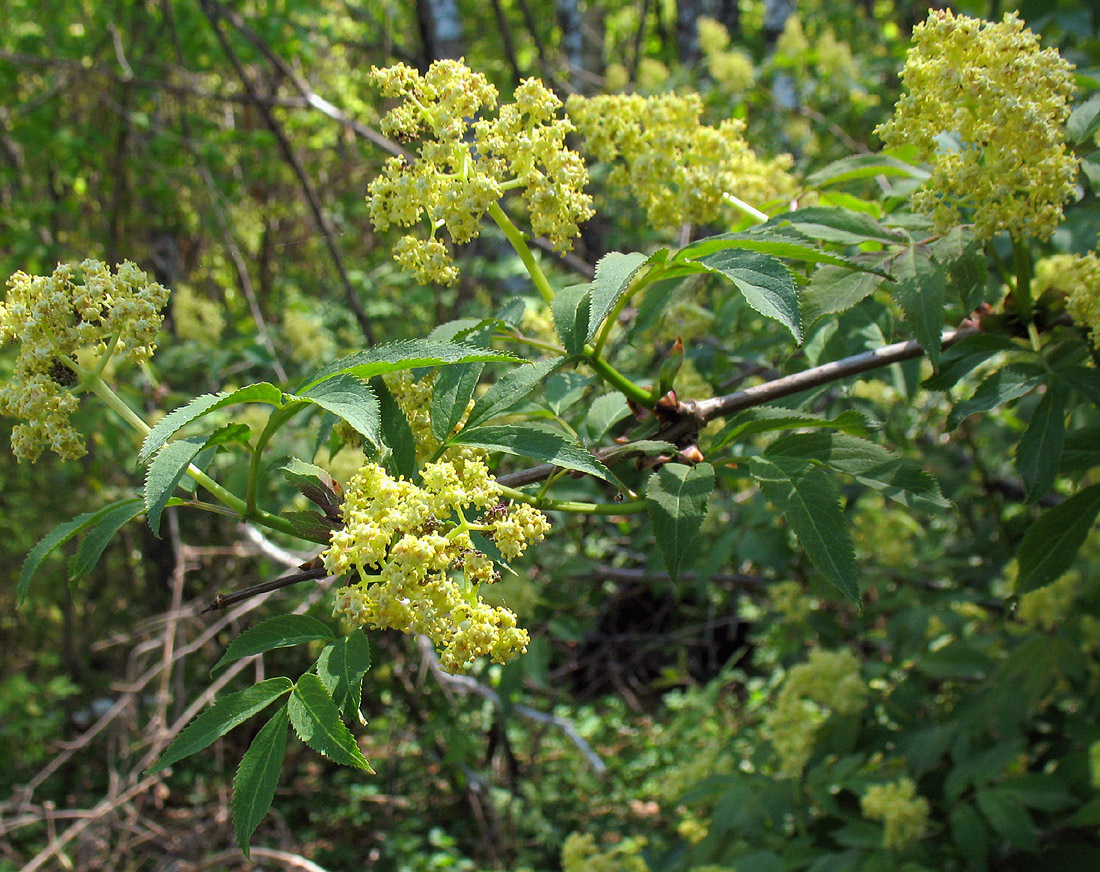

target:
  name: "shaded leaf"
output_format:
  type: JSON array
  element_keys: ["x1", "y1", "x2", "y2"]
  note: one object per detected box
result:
[
  {"x1": 296, "y1": 374, "x2": 380, "y2": 448},
  {"x1": 1016, "y1": 484, "x2": 1100, "y2": 594},
  {"x1": 768, "y1": 207, "x2": 907, "y2": 245},
  {"x1": 946, "y1": 364, "x2": 1044, "y2": 430},
  {"x1": 801, "y1": 266, "x2": 884, "y2": 326},
  {"x1": 645, "y1": 463, "x2": 714, "y2": 580},
  {"x1": 551, "y1": 281, "x2": 591, "y2": 356},
  {"x1": 890, "y1": 245, "x2": 947, "y2": 366},
  {"x1": 585, "y1": 251, "x2": 650, "y2": 343},
  {"x1": 1015, "y1": 383, "x2": 1067, "y2": 502},
  {"x1": 233, "y1": 706, "x2": 289, "y2": 858},
  {"x1": 463, "y1": 357, "x2": 566, "y2": 430},
  {"x1": 711, "y1": 407, "x2": 868, "y2": 451},
  {"x1": 68, "y1": 499, "x2": 148, "y2": 582},
  {"x1": 145, "y1": 437, "x2": 207, "y2": 538},
  {"x1": 805, "y1": 153, "x2": 929, "y2": 189},
  {"x1": 693, "y1": 249, "x2": 802, "y2": 342},
  {"x1": 922, "y1": 333, "x2": 1019, "y2": 392},
  {"x1": 749, "y1": 456, "x2": 860, "y2": 603},
  {"x1": 452, "y1": 422, "x2": 613, "y2": 483}
]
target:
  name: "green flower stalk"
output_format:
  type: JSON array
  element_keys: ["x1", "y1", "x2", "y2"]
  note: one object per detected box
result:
[{"x1": 876, "y1": 10, "x2": 1078, "y2": 242}]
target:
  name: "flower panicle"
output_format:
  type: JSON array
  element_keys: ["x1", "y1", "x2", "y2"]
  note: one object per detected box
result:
[
  {"x1": 325, "y1": 457, "x2": 550, "y2": 673},
  {"x1": 0, "y1": 260, "x2": 168, "y2": 462}
]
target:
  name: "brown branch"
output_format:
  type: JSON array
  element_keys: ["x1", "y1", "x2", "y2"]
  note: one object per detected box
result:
[
  {"x1": 203, "y1": 566, "x2": 329, "y2": 613},
  {"x1": 497, "y1": 327, "x2": 978, "y2": 488}
]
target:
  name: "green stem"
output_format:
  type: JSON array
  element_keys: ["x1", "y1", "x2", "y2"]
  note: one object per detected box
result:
[
  {"x1": 1012, "y1": 235, "x2": 1033, "y2": 326},
  {"x1": 488, "y1": 201, "x2": 556, "y2": 304},
  {"x1": 582, "y1": 347, "x2": 655, "y2": 407},
  {"x1": 724, "y1": 193, "x2": 769, "y2": 224},
  {"x1": 81, "y1": 372, "x2": 301, "y2": 538},
  {"x1": 246, "y1": 404, "x2": 300, "y2": 518},
  {"x1": 500, "y1": 484, "x2": 647, "y2": 515}
]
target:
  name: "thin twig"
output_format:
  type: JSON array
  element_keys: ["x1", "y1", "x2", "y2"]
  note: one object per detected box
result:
[{"x1": 416, "y1": 637, "x2": 608, "y2": 774}]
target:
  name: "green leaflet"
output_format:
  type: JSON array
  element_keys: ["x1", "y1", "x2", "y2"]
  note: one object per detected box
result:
[
  {"x1": 947, "y1": 364, "x2": 1045, "y2": 430},
  {"x1": 233, "y1": 706, "x2": 289, "y2": 858},
  {"x1": 298, "y1": 338, "x2": 515, "y2": 391},
  {"x1": 645, "y1": 462, "x2": 715, "y2": 580},
  {"x1": 552, "y1": 280, "x2": 591, "y2": 356},
  {"x1": 1015, "y1": 484, "x2": 1100, "y2": 595},
  {"x1": 144, "y1": 436, "x2": 208, "y2": 537},
  {"x1": 922, "y1": 333, "x2": 1019, "y2": 392},
  {"x1": 297, "y1": 373, "x2": 381, "y2": 449},
  {"x1": 585, "y1": 251, "x2": 650, "y2": 344},
  {"x1": 151, "y1": 677, "x2": 294, "y2": 771},
  {"x1": 462, "y1": 357, "x2": 565, "y2": 430},
  {"x1": 288, "y1": 673, "x2": 372, "y2": 771},
  {"x1": 805, "y1": 152, "x2": 929, "y2": 189},
  {"x1": 890, "y1": 245, "x2": 947, "y2": 367},
  {"x1": 316, "y1": 632, "x2": 372, "y2": 725},
  {"x1": 801, "y1": 265, "x2": 885, "y2": 326},
  {"x1": 1015, "y1": 383, "x2": 1067, "y2": 503},
  {"x1": 691, "y1": 249, "x2": 802, "y2": 343},
  {"x1": 766, "y1": 431, "x2": 950, "y2": 512},
  {"x1": 711, "y1": 407, "x2": 869, "y2": 451},
  {"x1": 766, "y1": 206, "x2": 908, "y2": 246},
  {"x1": 452, "y1": 422, "x2": 614, "y2": 484},
  {"x1": 68, "y1": 499, "x2": 148, "y2": 582},
  {"x1": 212, "y1": 615, "x2": 336, "y2": 674},
  {"x1": 18, "y1": 497, "x2": 145, "y2": 605},
  {"x1": 749, "y1": 455, "x2": 860, "y2": 603},
  {"x1": 139, "y1": 383, "x2": 285, "y2": 465}
]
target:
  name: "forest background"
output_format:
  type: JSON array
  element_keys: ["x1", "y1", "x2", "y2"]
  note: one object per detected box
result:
[{"x1": 2, "y1": 0, "x2": 1100, "y2": 870}]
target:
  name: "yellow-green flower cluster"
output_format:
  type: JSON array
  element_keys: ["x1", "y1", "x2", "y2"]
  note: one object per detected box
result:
[
  {"x1": 762, "y1": 648, "x2": 865, "y2": 778},
  {"x1": 1035, "y1": 253, "x2": 1100, "y2": 347},
  {"x1": 561, "y1": 833, "x2": 648, "y2": 872},
  {"x1": 325, "y1": 459, "x2": 550, "y2": 672},
  {"x1": 367, "y1": 60, "x2": 593, "y2": 285},
  {"x1": 566, "y1": 92, "x2": 795, "y2": 229},
  {"x1": 861, "y1": 777, "x2": 931, "y2": 850},
  {"x1": 875, "y1": 10, "x2": 1078, "y2": 241},
  {"x1": 698, "y1": 17, "x2": 756, "y2": 93},
  {"x1": 0, "y1": 260, "x2": 168, "y2": 462}
]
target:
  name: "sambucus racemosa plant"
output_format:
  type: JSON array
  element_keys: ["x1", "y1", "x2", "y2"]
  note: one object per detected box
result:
[{"x1": 4, "y1": 10, "x2": 1100, "y2": 858}]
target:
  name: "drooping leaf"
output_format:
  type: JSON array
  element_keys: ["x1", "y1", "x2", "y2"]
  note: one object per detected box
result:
[
  {"x1": 805, "y1": 153, "x2": 929, "y2": 189},
  {"x1": 151, "y1": 677, "x2": 293, "y2": 771},
  {"x1": 691, "y1": 249, "x2": 802, "y2": 343},
  {"x1": 768, "y1": 207, "x2": 908, "y2": 245},
  {"x1": 374, "y1": 376, "x2": 417, "y2": 479},
  {"x1": 1055, "y1": 365, "x2": 1100, "y2": 410},
  {"x1": 233, "y1": 706, "x2": 289, "y2": 858},
  {"x1": 551, "y1": 281, "x2": 591, "y2": 356},
  {"x1": 976, "y1": 788, "x2": 1038, "y2": 852},
  {"x1": 801, "y1": 265, "x2": 885, "y2": 326},
  {"x1": 462, "y1": 357, "x2": 565, "y2": 431},
  {"x1": 281, "y1": 458, "x2": 342, "y2": 517},
  {"x1": 295, "y1": 373, "x2": 380, "y2": 448},
  {"x1": 749, "y1": 455, "x2": 860, "y2": 603},
  {"x1": 1015, "y1": 383, "x2": 1067, "y2": 503},
  {"x1": 931, "y1": 227, "x2": 988, "y2": 312},
  {"x1": 18, "y1": 498, "x2": 144, "y2": 605},
  {"x1": 645, "y1": 462, "x2": 715, "y2": 580},
  {"x1": 316, "y1": 632, "x2": 372, "y2": 724},
  {"x1": 711, "y1": 407, "x2": 868, "y2": 451},
  {"x1": 1067, "y1": 92, "x2": 1100, "y2": 145},
  {"x1": 144, "y1": 436, "x2": 208, "y2": 537},
  {"x1": 213, "y1": 615, "x2": 336, "y2": 674},
  {"x1": 767, "y1": 431, "x2": 950, "y2": 512},
  {"x1": 431, "y1": 360, "x2": 485, "y2": 442},
  {"x1": 298, "y1": 339, "x2": 515, "y2": 391},
  {"x1": 946, "y1": 364, "x2": 1045, "y2": 430},
  {"x1": 204, "y1": 423, "x2": 253, "y2": 449},
  {"x1": 677, "y1": 226, "x2": 887, "y2": 270},
  {"x1": 139, "y1": 383, "x2": 286, "y2": 465},
  {"x1": 68, "y1": 499, "x2": 148, "y2": 582},
  {"x1": 890, "y1": 245, "x2": 947, "y2": 366},
  {"x1": 452, "y1": 422, "x2": 613, "y2": 483},
  {"x1": 287, "y1": 673, "x2": 372, "y2": 771},
  {"x1": 922, "y1": 333, "x2": 1019, "y2": 392},
  {"x1": 280, "y1": 510, "x2": 338, "y2": 543},
  {"x1": 1015, "y1": 484, "x2": 1100, "y2": 594}
]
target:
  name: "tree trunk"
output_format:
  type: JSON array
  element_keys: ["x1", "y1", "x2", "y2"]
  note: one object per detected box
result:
[{"x1": 416, "y1": 0, "x2": 464, "y2": 64}]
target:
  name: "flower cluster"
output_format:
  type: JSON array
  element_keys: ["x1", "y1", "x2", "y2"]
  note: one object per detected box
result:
[
  {"x1": 0, "y1": 260, "x2": 168, "y2": 461},
  {"x1": 324, "y1": 458, "x2": 550, "y2": 672},
  {"x1": 762, "y1": 648, "x2": 866, "y2": 778},
  {"x1": 367, "y1": 60, "x2": 593, "y2": 285},
  {"x1": 565, "y1": 92, "x2": 795, "y2": 229},
  {"x1": 875, "y1": 10, "x2": 1078, "y2": 241},
  {"x1": 1035, "y1": 253, "x2": 1100, "y2": 347},
  {"x1": 697, "y1": 17, "x2": 756, "y2": 93},
  {"x1": 861, "y1": 777, "x2": 931, "y2": 850}
]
